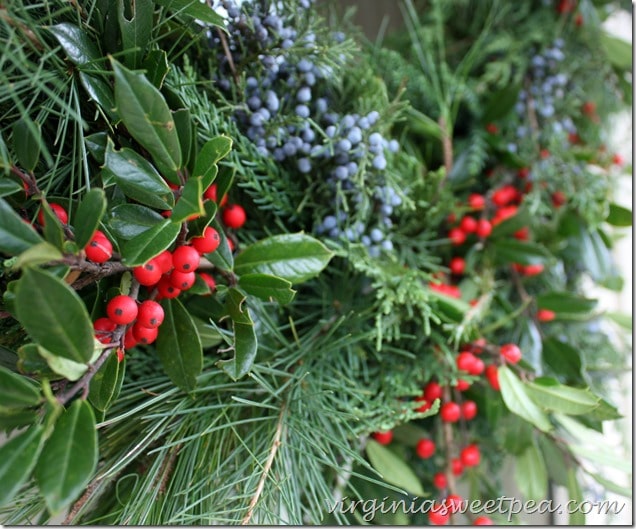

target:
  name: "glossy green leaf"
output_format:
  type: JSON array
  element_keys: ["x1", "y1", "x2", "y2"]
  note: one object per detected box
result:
[
  {"x1": 606, "y1": 203, "x2": 632, "y2": 227},
  {"x1": 579, "y1": 228, "x2": 613, "y2": 281},
  {"x1": 15, "y1": 268, "x2": 94, "y2": 363},
  {"x1": 40, "y1": 200, "x2": 65, "y2": 250},
  {"x1": 366, "y1": 440, "x2": 425, "y2": 496},
  {"x1": 234, "y1": 233, "x2": 334, "y2": 284},
  {"x1": 482, "y1": 83, "x2": 522, "y2": 123},
  {"x1": 566, "y1": 468, "x2": 586, "y2": 525},
  {"x1": 48, "y1": 23, "x2": 101, "y2": 65},
  {"x1": 37, "y1": 345, "x2": 90, "y2": 381},
  {"x1": 503, "y1": 415, "x2": 534, "y2": 455},
  {"x1": 117, "y1": 0, "x2": 153, "y2": 68},
  {"x1": 154, "y1": 0, "x2": 225, "y2": 27},
  {"x1": 12, "y1": 118, "x2": 41, "y2": 172},
  {"x1": 538, "y1": 436, "x2": 570, "y2": 487},
  {"x1": 173, "y1": 108, "x2": 193, "y2": 167},
  {"x1": 0, "y1": 409, "x2": 38, "y2": 432},
  {"x1": 493, "y1": 239, "x2": 551, "y2": 266},
  {"x1": 89, "y1": 352, "x2": 123, "y2": 411},
  {"x1": 85, "y1": 132, "x2": 108, "y2": 164},
  {"x1": 104, "y1": 141, "x2": 174, "y2": 210},
  {"x1": 600, "y1": 32, "x2": 632, "y2": 70},
  {"x1": 427, "y1": 287, "x2": 469, "y2": 322},
  {"x1": 542, "y1": 337, "x2": 583, "y2": 381},
  {"x1": 206, "y1": 217, "x2": 234, "y2": 270},
  {"x1": 537, "y1": 292, "x2": 597, "y2": 318},
  {"x1": 79, "y1": 72, "x2": 117, "y2": 118},
  {"x1": 238, "y1": 273, "x2": 296, "y2": 304},
  {"x1": 108, "y1": 203, "x2": 164, "y2": 240},
  {"x1": 17, "y1": 344, "x2": 59, "y2": 379},
  {"x1": 491, "y1": 205, "x2": 532, "y2": 237},
  {"x1": 0, "y1": 425, "x2": 44, "y2": 507},
  {"x1": 217, "y1": 288, "x2": 258, "y2": 380},
  {"x1": 111, "y1": 59, "x2": 182, "y2": 181},
  {"x1": 498, "y1": 365, "x2": 552, "y2": 432},
  {"x1": 188, "y1": 199, "x2": 217, "y2": 236},
  {"x1": 157, "y1": 297, "x2": 202, "y2": 392},
  {"x1": 526, "y1": 377, "x2": 600, "y2": 415},
  {"x1": 35, "y1": 400, "x2": 98, "y2": 515},
  {"x1": 121, "y1": 218, "x2": 180, "y2": 266},
  {"x1": 13, "y1": 242, "x2": 63, "y2": 270},
  {"x1": 0, "y1": 198, "x2": 43, "y2": 255},
  {"x1": 193, "y1": 136, "x2": 233, "y2": 187},
  {"x1": 171, "y1": 176, "x2": 205, "y2": 223},
  {"x1": 0, "y1": 132, "x2": 10, "y2": 174},
  {"x1": 514, "y1": 443, "x2": 547, "y2": 501},
  {"x1": 143, "y1": 49, "x2": 170, "y2": 88},
  {"x1": 73, "y1": 188, "x2": 107, "y2": 248},
  {"x1": 0, "y1": 365, "x2": 40, "y2": 409},
  {"x1": 0, "y1": 178, "x2": 22, "y2": 197}
]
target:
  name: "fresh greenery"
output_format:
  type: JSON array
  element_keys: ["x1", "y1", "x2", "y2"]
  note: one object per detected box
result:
[{"x1": 0, "y1": 0, "x2": 631, "y2": 525}]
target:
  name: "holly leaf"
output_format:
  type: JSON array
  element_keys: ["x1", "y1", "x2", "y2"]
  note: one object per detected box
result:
[
  {"x1": 492, "y1": 239, "x2": 551, "y2": 266},
  {"x1": 48, "y1": 23, "x2": 101, "y2": 65},
  {"x1": 35, "y1": 400, "x2": 98, "y2": 515},
  {"x1": 170, "y1": 175, "x2": 205, "y2": 223},
  {"x1": 366, "y1": 440, "x2": 426, "y2": 496},
  {"x1": 117, "y1": 0, "x2": 153, "y2": 68},
  {"x1": 0, "y1": 197, "x2": 43, "y2": 255},
  {"x1": 121, "y1": 218, "x2": 180, "y2": 266},
  {"x1": 525, "y1": 377, "x2": 600, "y2": 415},
  {"x1": 234, "y1": 233, "x2": 334, "y2": 284},
  {"x1": 111, "y1": 59, "x2": 182, "y2": 182},
  {"x1": 154, "y1": 0, "x2": 225, "y2": 27},
  {"x1": 73, "y1": 188, "x2": 107, "y2": 249},
  {"x1": 217, "y1": 288, "x2": 257, "y2": 380},
  {"x1": 498, "y1": 365, "x2": 552, "y2": 432},
  {"x1": 108, "y1": 203, "x2": 164, "y2": 240},
  {"x1": 89, "y1": 352, "x2": 124, "y2": 411},
  {"x1": 0, "y1": 365, "x2": 40, "y2": 410},
  {"x1": 0, "y1": 425, "x2": 44, "y2": 508},
  {"x1": 15, "y1": 267, "x2": 94, "y2": 364},
  {"x1": 12, "y1": 117, "x2": 41, "y2": 172},
  {"x1": 157, "y1": 298, "x2": 203, "y2": 392},
  {"x1": 193, "y1": 136, "x2": 233, "y2": 188},
  {"x1": 606, "y1": 203, "x2": 632, "y2": 227},
  {"x1": 514, "y1": 443, "x2": 548, "y2": 502},
  {"x1": 143, "y1": 49, "x2": 170, "y2": 88},
  {"x1": 238, "y1": 273, "x2": 296, "y2": 304}
]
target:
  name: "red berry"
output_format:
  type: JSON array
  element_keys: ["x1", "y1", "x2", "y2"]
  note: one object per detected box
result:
[
  {"x1": 156, "y1": 276, "x2": 181, "y2": 299},
  {"x1": 492, "y1": 205, "x2": 518, "y2": 226},
  {"x1": 582, "y1": 101, "x2": 596, "y2": 116},
  {"x1": 474, "y1": 516, "x2": 494, "y2": 525},
  {"x1": 132, "y1": 322, "x2": 159, "y2": 345},
  {"x1": 551, "y1": 190, "x2": 567, "y2": 207},
  {"x1": 137, "y1": 300, "x2": 164, "y2": 329},
  {"x1": 471, "y1": 338, "x2": 487, "y2": 354},
  {"x1": 459, "y1": 216, "x2": 477, "y2": 233},
  {"x1": 199, "y1": 272, "x2": 217, "y2": 294},
  {"x1": 460, "y1": 444, "x2": 481, "y2": 467},
  {"x1": 500, "y1": 343, "x2": 522, "y2": 364},
  {"x1": 415, "y1": 396, "x2": 432, "y2": 413},
  {"x1": 133, "y1": 258, "x2": 162, "y2": 286},
  {"x1": 461, "y1": 400, "x2": 478, "y2": 421},
  {"x1": 424, "y1": 381, "x2": 443, "y2": 402},
  {"x1": 106, "y1": 295, "x2": 138, "y2": 325},
  {"x1": 115, "y1": 348, "x2": 125, "y2": 363},
  {"x1": 456, "y1": 352, "x2": 477, "y2": 373},
  {"x1": 169, "y1": 270, "x2": 196, "y2": 290},
  {"x1": 440, "y1": 402, "x2": 461, "y2": 423},
  {"x1": 517, "y1": 167, "x2": 530, "y2": 179},
  {"x1": 468, "y1": 193, "x2": 486, "y2": 210},
  {"x1": 93, "y1": 317, "x2": 116, "y2": 344},
  {"x1": 372, "y1": 430, "x2": 393, "y2": 445},
  {"x1": 612, "y1": 153, "x2": 624, "y2": 166},
  {"x1": 539, "y1": 149, "x2": 550, "y2": 159},
  {"x1": 522, "y1": 263, "x2": 545, "y2": 276},
  {"x1": 485, "y1": 123, "x2": 498, "y2": 134},
  {"x1": 491, "y1": 185, "x2": 518, "y2": 207},
  {"x1": 222, "y1": 203, "x2": 247, "y2": 229},
  {"x1": 448, "y1": 227, "x2": 466, "y2": 246},
  {"x1": 468, "y1": 357, "x2": 485, "y2": 376},
  {"x1": 451, "y1": 457, "x2": 464, "y2": 476},
  {"x1": 124, "y1": 326, "x2": 138, "y2": 349},
  {"x1": 485, "y1": 365, "x2": 500, "y2": 391},
  {"x1": 227, "y1": 237, "x2": 235, "y2": 252},
  {"x1": 38, "y1": 203, "x2": 68, "y2": 225},
  {"x1": 171, "y1": 245, "x2": 200, "y2": 272},
  {"x1": 445, "y1": 494, "x2": 464, "y2": 514},
  {"x1": 85, "y1": 231, "x2": 113, "y2": 264},
  {"x1": 203, "y1": 183, "x2": 228, "y2": 207},
  {"x1": 454, "y1": 379, "x2": 471, "y2": 391},
  {"x1": 475, "y1": 219, "x2": 492, "y2": 238},
  {"x1": 154, "y1": 250, "x2": 173, "y2": 273},
  {"x1": 416, "y1": 438, "x2": 436, "y2": 459},
  {"x1": 433, "y1": 472, "x2": 447, "y2": 489},
  {"x1": 191, "y1": 226, "x2": 221, "y2": 254},
  {"x1": 514, "y1": 227, "x2": 530, "y2": 241},
  {"x1": 537, "y1": 308, "x2": 556, "y2": 322},
  {"x1": 428, "y1": 503, "x2": 450, "y2": 526}
]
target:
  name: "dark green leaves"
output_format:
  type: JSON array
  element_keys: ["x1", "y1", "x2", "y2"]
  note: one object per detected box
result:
[
  {"x1": 0, "y1": 365, "x2": 40, "y2": 409},
  {"x1": 48, "y1": 23, "x2": 101, "y2": 65},
  {"x1": 234, "y1": 233, "x2": 334, "y2": 284},
  {"x1": 171, "y1": 176, "x2": 204, "y2": 223},
  {"x1": 154, "y1": 0, "x2": 225, "y2": 27},
  {"x1": 0, "y1": 425, "x2": 44, "y2": 507},
  {"x1": 89, "y1": 353, "x2": 125, "y2": 411},
  {"x1": 600, "y1": 32, "x2": 632, "y2": 70},
  {"x1": 108, "y1": 203, "x2": 164, "y2": 240},
  {"x1": 35, "y1": 400, "x2": 98, "y2": 515},
  {"x1": 526, "y1": 377, "x2": 600, "y2": 415},
  {"x1": 498, "y1": 365, "x2": 552, "y2": 432},
  {"x1": 366, "y1": 440, "x2": 425, "y2": 496},
  {"x1": 606, "y1": 203, "x2": 632, "y2": 227},
  {"x1": 193, "y1": 136, "x2": 233, "y2": 185},
  {"x1": 157, "y1": 298, "x2": 203, "y2": 392},
  {"x1": 111, "y1": 59, "x2": 182, "y2": 181},
  {"x1": 117, "y1": 0, "x2": 153, "y2": 68},
  {"x1": 238, "y1": 273, "x2": 296, "y2": 304},
  {"x1": 537, "y1": 292, "x2": 597, "y2": 319},
  {"x1": 514, "y1": 443, "x2": 547, "y2": 501},
  {"x1": 104, "y1": 140, "x2": 174, "y2": 210},
  {"x1": 12, "y1": 118, "x2": 41, "y2": 172},
  {"x1": 493, "y1": 239, "x2": 551, "y2": 266},
  {"x1": 121, "y1": 218, "x2": 180, "y2": 266},
  {"x1": 15, "y1": 267, "x2": 94, "y2": 363},
  {"x1": 73, "y1": 188, "x2": 107, "y2": 248},
  {"x1": 217, "y1": 288, "x2": 257, "y2": 380},
  {"x1": 0, "y1": 198, "x2": 43, "y2": 255}
]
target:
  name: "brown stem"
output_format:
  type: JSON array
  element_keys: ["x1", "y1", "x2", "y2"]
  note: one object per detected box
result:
[
  {"x1": 56, "y1": 345, "x2": 116, "y2": 406},
  {"x1": 241, "y1": 403, "x2": 286, "y2": 525},
  {"x1": 0, "y1": 8, "x2": 43, "y2": 50},
  {"x1": 217, "y1": 27, "x2": 239, "y2": 85},
  {"x1": 439, "y1": 117, "x2": 454, "y2": 176},
  {"x1": 62, "y1": 479, "x2": 101, "y2": 524},
  {"x1": 441, "y1": 385, "x2": 458, "y2": 524}
]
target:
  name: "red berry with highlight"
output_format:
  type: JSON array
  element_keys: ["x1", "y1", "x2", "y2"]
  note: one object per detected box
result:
[
  {"x1": 428, "y1": 503, "x2": 450, "y2": 526},
  {"x1": 133, "y1": 258, "x2": 162, "y2": 286},
  {"x1": 522, "y1": 263, "x2": 545, "y2": 276},
  {"x1": 445, "y1": 494, "x2": 464, "y2": 514},
  {"x1": 451, "y1": 457, "x2": 464, "y2": 476},
  {"x1": 424, "y1": 381, "x2": 443, "y2": 402},
  {"x1": 416, "y1": 438, "x2": 436, "y2": 459},
  {"x1": 449, "y1": 227, "x2": 466, "y2": 246},
  {"x1": 454, "y1": 379, "x2": 471, "y2": 391},
  {"x1": 172, "y1": 245, "x2": 200, "y2": 272},
  {"x1": 468, "y1": 193, "x2": 486, "y2": 210},
  {"x1": 169, "y1": 270, "x2": 196, "y2": 290},
  {"x1": 537, "y1": 309, "x2": 556, "y2": 322},
  {"x1": 372, "y1": 431, "x2": 393, "y2": 445},
  {"x1": 475, "y1": 219, "x2": 492, "y2": 238},
  {"x1": 460, "y1": 444, "x2": 481, "y2": 467},
  {"x1": 456, "y1": 352, "x2": 477, "y2": 373},
  {"x1": 199, "y1": 272, "x2": 217, "y2": 294},
  {"x1": 461, "y1": 400, "x2": 478, "y2": 421},
  {"x1": 106, "y1": 295, "x2": 138, "y2": 325},
  {"x1": 433, "y1": 472, "x2": 447, "y2": 489},
  {"x1": 85, "y1": 231, "x2": 113, "y2": 264},
  {"x1": 440, "y1": 402, "x2": 461, "y2": 423},
  {"x1": 124, "y1": 327, "x2": 138, "y2": 349},
  {"x1": 222, "y1": 203, "x2": 247, "y2": 229},
  {"x1": 154, "y1": 250, "x2": 173, "y2": 274},
  {"x1": 485, "y1": 365, "x2": 500, "y2": 390},
  {"x1": 474, "y1": 516, "x2": 495, "y2": 525},
  {"x1": 94, "y1": 317, "x2": 116, "y2": 344},
  {"x1": 468, "y1": 357, "x2": 485, "y2": 376},
  {"x1": 500, "y1": 343, "x2": 522, "y2": 364},
  {"x1": 38, "y1": 203, "x2": 68, "y2": 225},
  {"x1": 449, "y1": 257, "x2": 466, "y2": 276},
  {"x1": 132, "y1": 322, "x2": 159, "y2": 345},
  {"x1": 137, "y1": 300, "x2": 164, "y2": 329},
  {"x1": 191, "y1": 226, "x2": 221, "y2": 254},
  {"x1": 156, "y1": 276, "x2": 181, "y2": 299},
  {"x1": 459, "y1": 216, "x2": 477, "y2": 233}
]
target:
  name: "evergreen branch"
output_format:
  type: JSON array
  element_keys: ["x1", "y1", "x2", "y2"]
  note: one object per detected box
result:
[
  {"x1": 56, "y1": 345, "x2": 116, "y2": 406},
  {"x1": 241, "y1": 402, "x2": 286, "y2": 525}
]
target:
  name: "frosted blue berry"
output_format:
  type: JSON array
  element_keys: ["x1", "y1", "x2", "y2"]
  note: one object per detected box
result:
[
  {"x1": 381, "y1": 240, "x2": 394, "y2": 251},
  {"x1": 369, "y1": 246, "x2": 380, "y2": 258},
  {"x1": 297, "y1": 58, "x2": 313, "y2": 72},
  {"x1": 372, "y1": 155, "x2": 387, "y2": 170},
  {"x1": 361, "y1": 235, "x2": 371, "y2": 247},
  {"x1": 333, "y1": 166, "x2": 348, "y2": 180},
  {"x1": 297, "y1": 158, "x2": 312, "y2": 173},
  {"x1": 326, "y1": 125, "x2": 336, "y2": 138},
  {"x1": 347, "y1": 127, "x2": 362, "y2": 145},
  {"x1": 369, "y1": 132, "x2": 382, "y2": 145},
  {"x1": 295, "y1": 104, "x2": 310, "y2": 118},
  {"x1": 366, "y1": 111, "x2": 380, "y2": 125},
  {"x1": 370, "y1": 228, "x2": 383, "y2": 242},
  {"x1": 316, "y1": 98, "x2": 328, "y2": 113},
  {"x1": 337, "y1": 139, "x2": 352, "y2": 152},
  {"x1": 297, "y1": 86, "x2": 311, "y2": 103},
  {"x1": 388, "y1": 139, "x2": 399, "y2": 153}
]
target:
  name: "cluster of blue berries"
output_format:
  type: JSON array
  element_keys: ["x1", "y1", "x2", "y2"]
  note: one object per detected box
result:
[
  {"x1": 514, "y1": 39, "x2": 576, "y2": 139},
  {"x1": 209, "y1": 0, "x2": 402, "y2": 256}
]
